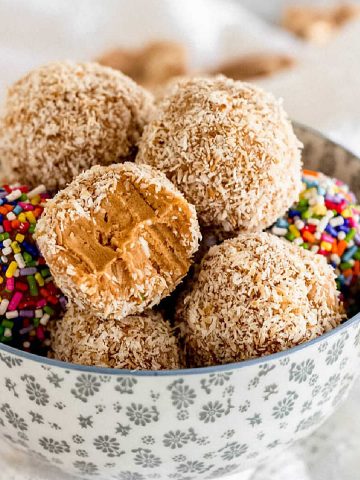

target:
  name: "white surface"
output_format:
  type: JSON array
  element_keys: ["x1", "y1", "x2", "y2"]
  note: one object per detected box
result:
[
  {"x1": 258, "y1": 21, "x2": 360, "y2": 157},
  {"x1": 0, "y1": 0, "x2": 360, "y2": 478}
]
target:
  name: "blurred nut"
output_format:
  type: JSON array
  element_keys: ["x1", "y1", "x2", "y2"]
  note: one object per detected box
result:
[
  {"x1": 282, "y1": 3, "x2": 360, "y2": 45},
  {"x1": 211, "y1": 53, "x2": 295, "y2": 80},
  {"x1": 97, "y1": 40, "x2": 188, "y2": 90}
]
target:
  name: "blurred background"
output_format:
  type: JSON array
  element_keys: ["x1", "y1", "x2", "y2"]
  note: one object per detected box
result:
[
  {"x1": 0, "y1": 1, "x2": 360, "y2": 479},
  {"x1": 0, "y1": 0, "x2": 360, "y2": 154}
]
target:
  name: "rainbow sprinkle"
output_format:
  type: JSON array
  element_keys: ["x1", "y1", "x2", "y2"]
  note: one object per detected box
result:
[
  {"x1": 272, "y1": 170, "x2": 360, "y2": 315},
  {"x1": 0, "y1": 184, "x2": 66, "y2": 353}
]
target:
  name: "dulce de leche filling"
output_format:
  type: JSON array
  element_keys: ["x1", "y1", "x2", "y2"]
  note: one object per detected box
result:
[{"x1": 60, "y1": 180, "x2": 192, "y2": 304}]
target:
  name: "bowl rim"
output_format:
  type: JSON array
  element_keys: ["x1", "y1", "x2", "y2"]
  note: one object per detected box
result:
[
  {"x1": 1, "y1": 312, "x2": 359, "y2": 376},
  {"x1": 0, "y1": 123, "x2": 359, "y2": 377}
]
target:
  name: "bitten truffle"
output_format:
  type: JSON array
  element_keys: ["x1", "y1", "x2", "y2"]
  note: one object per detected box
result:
[
  {"x1": 136, "y1": 76, "x2": 302, "y2": 234},
  {"x1": 36, "y1": 162, "x2": 200, "y2": 320},
  {"x1": 50, "y1": 305, "x2": 181, "y2": 370},
  {"x1": 0, "y1": 62, "x2": 154, "y2": 191},
  {"x1": 176, "y1": 232, "x2": 345, "y2": 367}
]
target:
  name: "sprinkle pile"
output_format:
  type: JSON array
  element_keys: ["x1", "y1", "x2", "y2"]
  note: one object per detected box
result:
[
  {"x1": 272, "y1": 170, "x2": 360, "y2": 314},
  {"x1": 0, "y1": 184, "x2": 66, "y2": 353}
]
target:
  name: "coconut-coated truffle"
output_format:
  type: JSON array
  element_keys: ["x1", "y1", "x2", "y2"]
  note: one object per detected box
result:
[
  {"x1": 176, "y1": 232, "x2": 345, "y2": 367},
  {"x1": 36, "y1": 162, "x2": 201, "y2": 320},
  {"x1": 0, "y1": 62, "x2": 154, "y2": 191},
  {"x1": 50, "y1": 305, "x2": 181, "y2": 370},
  {"x1": 136, "y1": 76, "x2": 302, "y2": 234}
]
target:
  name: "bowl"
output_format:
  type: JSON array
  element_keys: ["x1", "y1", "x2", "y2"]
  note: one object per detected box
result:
[{"x1": 0, "y1": 124, "x2": 360, "y2": 480}]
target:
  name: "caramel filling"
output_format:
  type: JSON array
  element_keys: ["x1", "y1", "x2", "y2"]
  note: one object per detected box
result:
[{"x1": 61, "y1": 181, "x2": 191, "y2": 302}]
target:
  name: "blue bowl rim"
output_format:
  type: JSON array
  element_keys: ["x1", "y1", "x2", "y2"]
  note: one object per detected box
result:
[
  {"x1": 0, "y1": 123, "x2": 359, "y2": 377},
  {"x1": 1, "y1": 312, "x2": 359, "y2": 377}
]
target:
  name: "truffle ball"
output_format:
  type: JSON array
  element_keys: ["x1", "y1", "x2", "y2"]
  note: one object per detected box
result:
[
  {"x1": 50, "y1": 304, "x2": 181, "y2": 370},
  {"x1": 0, "y1": 62, "x2": 154, "y2": 191},
  {"x1": 36, "y1": 162, "x2": 201, "y2": 320},
  {"x1": 0, "y1": 183, "x2": 66, "y2": 354},
  {"x1": 136, "y1": 76, "x2": 302, "y2": 234},
  {"x1": 176, "y1": 232, "x2": 344, "y2": 367}
]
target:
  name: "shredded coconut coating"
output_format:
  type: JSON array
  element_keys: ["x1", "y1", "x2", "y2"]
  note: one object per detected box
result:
[
  {"x1": 0, "y1": 61, "x2": 155, "y2": 191},
  {"x1": 50, "y1": 304, "x2": 181, "y2": 370},
  {"x1": 136, "y1": 76, "x2": 303, "y2": 234},
  {"x1": 36, "y1": 162, "x2": 201, "y2": 320},
  {"x1": 176, "y1": 232, "x2": 345, "y2": 367}
]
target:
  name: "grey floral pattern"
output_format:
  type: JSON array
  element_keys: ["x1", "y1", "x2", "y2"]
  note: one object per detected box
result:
[
  {"x1": 207, "y1": 464, "x2": 239, "y2": 479},
  {"x1": 220, "y1": 442, "x2": 248, "y2": 461},
  {"x1": 21, "y1": 375, "x2": 49, "y2": 406},
  {"x1": 5, "y1": 378, "x2": 18, "y2": 397},
  {"x1": 1, "y1": 403, "x2": 27, "y2": 431},
  {"x1": 263, "y1": 384, "x2": 278, "y2": 400},
  {"x1": 72, "y1": 434, "x2": 84, "y2": 444},
  {"x1": 71, "y1": 374, "x2": 101, "y2": 402},
  {"x1": 76, "y1": 449, "x2": 88, "y2": 457},
  {"x1": 0, "y1": 353, "x2": 22, "y2": 368},
  {"x1": 29, "y1": 410, "x2": 44, "y2": 424},
  {"x1": 222, "y1": 429, "x2": 235, "y2": 439},
  {"x1": 142, "y1": 435, "x2": 155, "y2": 445},
  {"x1": 199, "y1": 400, "x2": 233, "y2": 423},
  {"x1": 321, "y1": 374, "x2": 341, "y2": 402},
  {"x1": 126, "y1": 404, "x2": 159, "y2": 426},
  {"x1": 133, "y1": 449, "x2": 162, "y2": 468},
  {"x1": 296, "y1": 411, "x2": 324, "y2": 433},
  {"x1": 116, "y1": 423, "x2": 131, "y2": 436},
  {"x1": 309, "y1": 374, "x2": 319, "y2": 387},
  {"x1": 289, "y1": 360, "x2": 315, "y2": 383},
  {"x1": 117, "y1": 472, "x2": 145, "y2": 480},
  {"x1": 199, "y1": 401, "x2": 224, "y2": 423},
  {"x1": 78, "y1": 415, "x2": 93, "y2": 429},
  {"x1": 239, "y1": 401, "x2": 250, "y2": 413},
  {"x1": 177, "y1": 410, "x2": 189, "y2": 421},
  {"x1": 301, "y1": 401, "x2": 312, "y2": 413},
  {"x1": 326, "y1": 339, "x2": 346, "y2": 365},
  {"x1": 176, "y1": 460, "x2": 209, "y2": 474},
  {"x1": 272, "y1": 392, "x2": 299, "y2": 419},
  {"x1": 38, "y1": 437, "x2": 70, "y2": 454},
  {"x1": 93, "y1": 435, "x2": 124, "y2": 457},
  {"x1": 46, "y1": 371, "x2": 64, "y2": 388},
  {"x1": 73, "y1": 461, "x2": 98, "y2": 475},
  {"x1": 354, "y1": 329, "x2": 360, "y2": 347},
  {"x1": 168, "y1": 380, "x2": 196, "y2": 409},
  {"x1": 200, "y1": 373, "x2": 232, "y2": 394},
  {"x1": 163, "y1": 430, "x2": 190, "y2": 449},
  {"x1": 312, "y1": 385, "x2": 321, "y2": 398},
  {"x1": 116, "y1": 378, "x2": 138, "y2": 394},
  {"x1": 247, "y1": 413, "x2": 262, "y2": 427}
]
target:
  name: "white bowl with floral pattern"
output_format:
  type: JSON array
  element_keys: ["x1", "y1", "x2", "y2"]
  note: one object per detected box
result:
[{"x1": 0, "y1": 125, "x2": 360, "y2": 480}]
